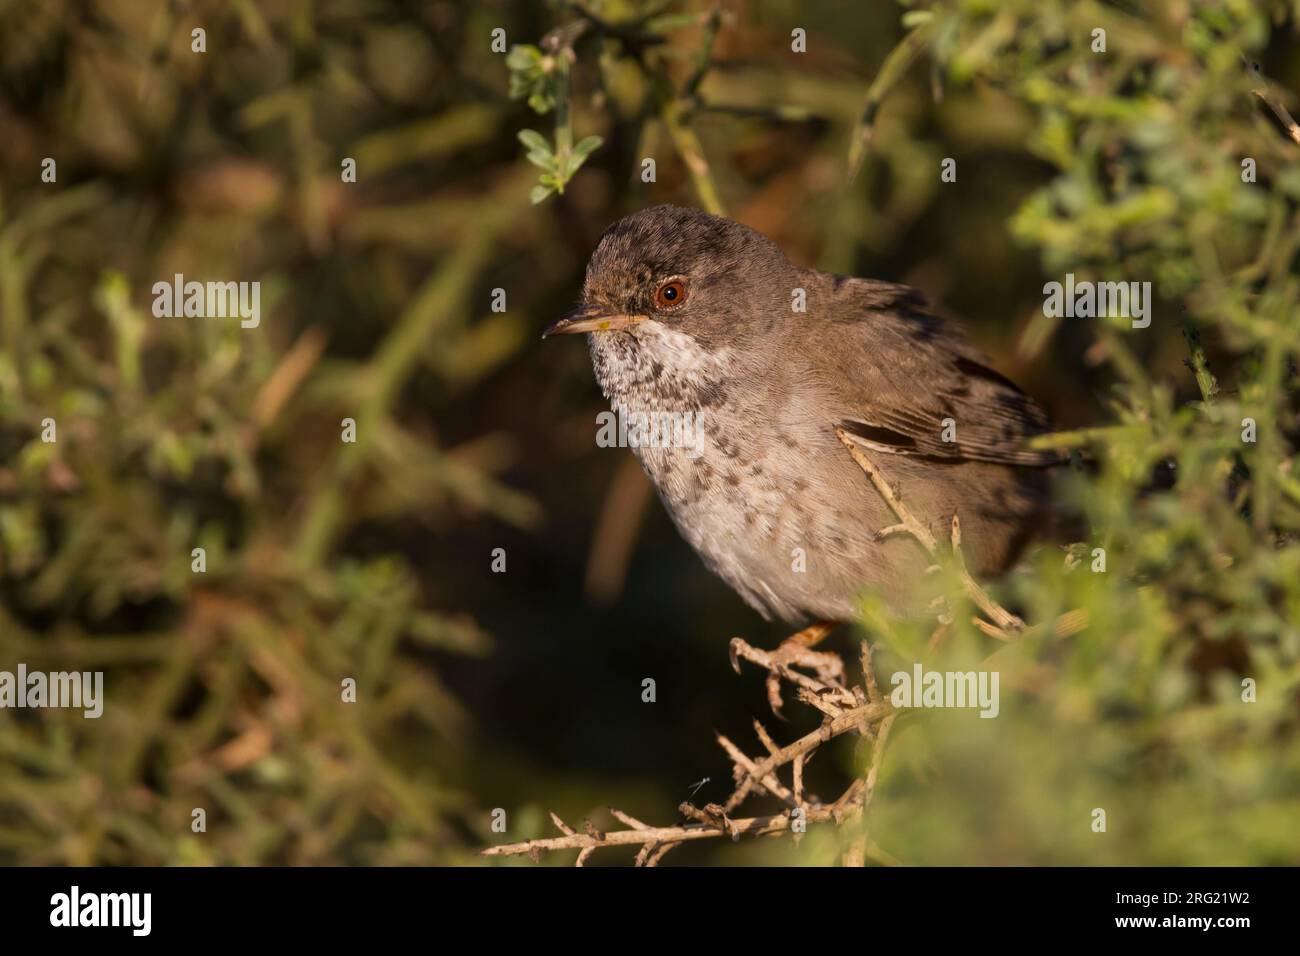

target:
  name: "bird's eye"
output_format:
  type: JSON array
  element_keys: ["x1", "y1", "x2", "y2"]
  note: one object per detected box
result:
[{"x1": 654, "y1": 278, "x2": 688, "y2": 309}]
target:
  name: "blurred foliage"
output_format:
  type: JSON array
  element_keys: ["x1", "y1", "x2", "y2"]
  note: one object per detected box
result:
[
  {"x1": 0, "y1": 0, "x2": 1298, "y2": 866},
  {"x1": 0, "y1": 0, "x2": 541, "y2": 865},
  {"x1": 828, "y1": 0, "x2": 1300, "y2": 865}
]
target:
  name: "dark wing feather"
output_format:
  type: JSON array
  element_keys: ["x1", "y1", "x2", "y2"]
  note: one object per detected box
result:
[{"x1": 805, "y1": 277, "x2": 1062, "y2": 467}]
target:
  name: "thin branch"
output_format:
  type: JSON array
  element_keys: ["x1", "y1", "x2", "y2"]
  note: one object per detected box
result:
[
  {"x1": 1246, "y1": 57, "x2": 1300, "y2": 146},
  {"x1": 658, "y1": 87, "x2": 727, "y2": 216},
  {"x1": 834, "y1": 427, "x2": 1025, "y2": 634},
  {"x1": 949, "y1": 514, "x2": 1024, "y2": 633},
  {"x1": 483, "y1": 636, "x2": 894, "y2": 865},
  {"x1": 483, "y1": 803, "x2": 860, "y2": 858},
  {"x1": 847, "y1": 23, "x2": 934, "y2": 182},
  {"x1": 836, "y1": 647, "x2": 895, "y2": 867},
  {"x1": 643, "y1": 842, "x2": 680, "y2": 867},
  {"x1": 609, "y1": 807, "x2": 649, "y2": 830},
  {"x1": 717, "y1": 733, "x2": 797, "y2": 807},
  {"x1": 683, "y1": 8, "x2": 724, "y2": 99},
  {"x1": 1182, "y1": 316, "x2": 1220, "y2": 404}
]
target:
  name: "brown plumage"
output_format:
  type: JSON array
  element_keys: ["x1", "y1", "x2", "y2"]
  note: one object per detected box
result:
[{"x1": 546, "y1": 205, "x2": 1062, "y2": 624}]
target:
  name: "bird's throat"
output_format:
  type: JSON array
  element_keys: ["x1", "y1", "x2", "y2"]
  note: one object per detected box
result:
[{"x1": 587, "y1": 321, "x2": 731, "y2": 414}]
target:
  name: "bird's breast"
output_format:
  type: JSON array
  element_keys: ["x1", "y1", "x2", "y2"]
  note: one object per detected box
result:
[{"x1": 584, "y1": 321, "x2": 907, "y2": 622}]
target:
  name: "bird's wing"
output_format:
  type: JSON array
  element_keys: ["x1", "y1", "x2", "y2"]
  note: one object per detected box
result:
[{"x1": 802, "y1": 277, "x2": 1062, "y2": 467}]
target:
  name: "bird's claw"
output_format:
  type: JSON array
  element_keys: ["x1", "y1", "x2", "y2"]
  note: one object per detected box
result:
[{"x1": 763, "y1": 638, "x2": 845, "y2": 720}]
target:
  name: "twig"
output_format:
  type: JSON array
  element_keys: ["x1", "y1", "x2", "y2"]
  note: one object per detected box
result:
[
  {"x1": 949, "y1": 514, "x2": 1024, "y2": 633},
  {"x1": 834, "y1": 427, "x2": 1025, "y2": 634},
  {"x1": 846, "y1": 23, "x2": 934, "y2": 182},
  {"x1": 1182, "y1": 317, "x2": 1220, "y2": 404},
  {"x1": 641, "y1": 841, "x2": 680, "y2": 867},
  {"x1": 1246, "y1": 57, "x2": 1300, "y2": 146},
  {"x1": 483, "y1": 636, "x2": 894, "y2": 865},
  {"x1": 683, "y1": 8, "x2": 723, "y2": 99},
  {"x1": 835, "y1": 647, "x2": 895, "y2": 866},
  {"x1": 859, "y1": 714, "x2": 895, "y2": 819},
  {"x1": 609, "y1": 807, "x2": 649, "y2": 830},
  {"x1": 717, "y1": 733, "x2": 796, "y2": 807},
  {"x1": 658, "y1": 84, "x2": 727, "y2": 216},
  {"x1": 483, "y1": 803, "x2": 869, "y2": 859}
]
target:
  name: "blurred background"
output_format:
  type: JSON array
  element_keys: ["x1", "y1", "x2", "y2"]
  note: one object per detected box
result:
[{"x1": 1, "y1": 0, "x2": 1299, "y2": 865}]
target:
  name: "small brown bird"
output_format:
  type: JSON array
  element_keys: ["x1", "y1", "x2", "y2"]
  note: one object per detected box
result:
[{"x1": 546, "y1": 205, "x2": 1060, "y2": 667}]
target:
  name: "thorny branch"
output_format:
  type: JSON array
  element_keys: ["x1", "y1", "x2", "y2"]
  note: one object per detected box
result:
[
  {"x1": 834, "y1": 427, "x2": 1026, "y2": 636},
  {"x1": 483, "y1": 432, "x2": 1087, "y2": 866},
  {"x1": 482, "y1": 640, "x2": 895, "y2": 866},
  {"x1": 835, "y1": 429, "x2": 1091, "y2": 642}
]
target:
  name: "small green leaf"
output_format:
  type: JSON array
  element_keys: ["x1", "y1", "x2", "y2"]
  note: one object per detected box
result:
[
  {"x1": 517, "y1": 129, "x2": 551, "y2": 155},
  {"x1": 530, "y1": 184, "x2": 555, "y2": 204},
  {"x1": 571, "y1": 135, "x2": 603, "y2": 161},
  {"x1": 527, "y1": 91, "x2": 555, "y2": 114},
  {"x1": 506, "y1": 45, "x2": 542, "y2": 71},
  {"x1": 563, "y1": 136, "x2": 603, "y2": 177},
  {"x1": 517, "y1": 129, "x2": 557, "y2": 172}
]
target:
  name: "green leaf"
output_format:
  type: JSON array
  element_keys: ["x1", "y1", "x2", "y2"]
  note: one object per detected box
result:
[
  {"x1": 505, "y1": 45, "x2": 542, "y2": 71},
  {"x1": 516, "y1": 129, "x2": 551, "y2": 155},
  {"x1": 527, "y1": 91, "x2": 555, "y2": 114},
  {"x1": 530, "y1": 184, "x2": 555, "y2": 205},
  {"x1": 518, "y1": 129, "x2": 555, "y2": 171},
  {"x1": 563, "y1": 136, "x2": 603, "y2": 177},
  {"x1": 571, "y1": 135, "x2": 603, "y2": 161}
]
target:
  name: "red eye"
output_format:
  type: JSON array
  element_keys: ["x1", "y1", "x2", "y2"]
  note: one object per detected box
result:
[{"x1": 654, "y1": 279, "x2": 688, "y2": 308}]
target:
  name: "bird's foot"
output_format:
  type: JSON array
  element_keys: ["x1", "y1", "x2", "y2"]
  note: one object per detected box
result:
[{"x1": 763, "y1": 621, "x2": 841, "y2": 719}]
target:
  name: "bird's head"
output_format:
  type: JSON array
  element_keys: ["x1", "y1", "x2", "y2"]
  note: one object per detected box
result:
[{"x1": 544, "y1": 205, "x2": 791, "y2": 351}]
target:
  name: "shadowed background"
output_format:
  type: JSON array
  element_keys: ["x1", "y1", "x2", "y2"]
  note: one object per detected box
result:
[{"x1": 2, "y1": 0, "x2": 1299, "y2": 865}]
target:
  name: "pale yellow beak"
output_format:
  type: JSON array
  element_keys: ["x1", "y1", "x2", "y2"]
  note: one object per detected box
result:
[{"x1": 543, "y1": 305, "x2": 647, "y2": 338}]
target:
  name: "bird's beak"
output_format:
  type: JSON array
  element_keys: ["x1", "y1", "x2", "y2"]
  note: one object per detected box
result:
[{"x1": 543, "y1": 305, "x2": 647, "y2": 338}]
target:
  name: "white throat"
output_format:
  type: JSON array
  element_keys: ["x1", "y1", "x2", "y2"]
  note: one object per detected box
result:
[{"x1": 587, "y1": 321, "x2": 731, "y2": 411}]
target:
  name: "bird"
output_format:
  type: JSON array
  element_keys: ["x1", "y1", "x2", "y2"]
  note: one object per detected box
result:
[{"x1": 545, "y1": 204, "x2": 1062, "y2": 689}]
